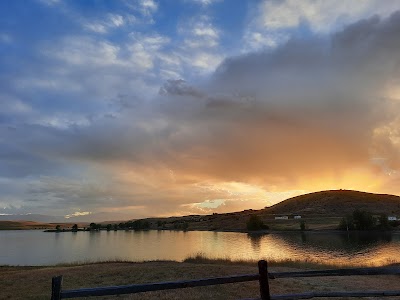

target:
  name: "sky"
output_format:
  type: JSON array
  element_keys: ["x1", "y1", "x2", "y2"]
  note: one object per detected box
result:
[{"x1": 1, "y1": 0, "x2": 400, "y2": 221}]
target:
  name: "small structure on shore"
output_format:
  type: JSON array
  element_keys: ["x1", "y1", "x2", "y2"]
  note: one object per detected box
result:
[{"x1": 274, "y1": 216, "x2": 288, "y2": 220}]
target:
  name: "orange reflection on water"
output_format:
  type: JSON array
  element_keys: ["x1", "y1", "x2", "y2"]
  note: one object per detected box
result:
[{"x1": 0, "y1": 230, "x2": 399, "y2": 266}]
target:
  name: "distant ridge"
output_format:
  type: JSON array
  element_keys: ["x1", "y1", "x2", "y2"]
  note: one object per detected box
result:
[
  {"x1": 263, "y1": 189, "x2": 400, "y2": 216},
  {"x1": 139, "y1": 190, "x2": 400, "y2": 232},
  {"x1": 2, "y1": 190, "x2": 400, "y2": 232},
  {"x1": 0, "y1": 212, "x2": 132, "y2": 223}
]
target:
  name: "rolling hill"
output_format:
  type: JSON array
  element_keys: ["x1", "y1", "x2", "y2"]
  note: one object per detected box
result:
[
  {"x1": 3, "y1": 190, "x2": 400, "y2": 232},
  {"x1": 263, "y1": 190, "x2": 400, "y2": 217},
  {"x1": 142, "y1": 190, "x2": 400, "y2": 231},
  {"x1": 0, "y1": 221, "x2": 56, "y2": 230}
]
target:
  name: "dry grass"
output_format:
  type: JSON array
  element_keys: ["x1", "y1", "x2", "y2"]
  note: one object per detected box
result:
[
  {"x1": 1, "y1": 260, "x2": 400, "y2": 300},
  {"x1": 183, "y1": 253, "x2": 354, "y2": 269},
  {"x1": 182, "y1": 253, "x2": 400, "y2": 269},
  {"x1": 3, "y1": 190, "x2": 400, "y2": 233},
  {"x1": 0, "y1": 221, "x2": 54, "y2": 230},
  {"x1": 139, "y1": 190, "x2": 400, "y2": 232},
  {"x1": 0, "y1": 221, "x2": 88, "y2": 230},
  {"x1": 265, "y1": 189, "x2": 400, "y2": 217}
]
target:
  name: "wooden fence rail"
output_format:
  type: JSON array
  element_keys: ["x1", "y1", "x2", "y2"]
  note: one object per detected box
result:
[
  {"x1": 51, "y1": 260, "x2": 400, "y2": 300},
  {"x1": 53, "y1": 274, "x2": 260, "y2": 299}
]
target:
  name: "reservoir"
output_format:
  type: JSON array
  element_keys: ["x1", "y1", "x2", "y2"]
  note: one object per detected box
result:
[{"x1": 0, "y1": 230, "x2": 399, "y2": 266}]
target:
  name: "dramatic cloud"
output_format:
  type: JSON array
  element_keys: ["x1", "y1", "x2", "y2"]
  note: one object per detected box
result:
[
  {"x1": 1, "y1": 1, "x2": 400, "y2": 220},
  {"x1": 243, "y1": 0, "x2": 400, "y2": 51},
  {"x1": 153, "y1": 12, "x2": 400, "y2": 194}
]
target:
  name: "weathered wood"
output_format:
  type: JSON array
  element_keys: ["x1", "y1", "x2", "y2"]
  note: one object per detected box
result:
[
  {"x1": 53, "y1": 262, "x2": 400, "y2": 299},
  {"x1": 51, "y1": 276, "x2": 63, "y2": 300},
  {"x1": 270, "y1": 290, "x2": 400, "y2": 300},
  {"x1": 258, "y1": 260, "x2": 271, "y2": 300},
  {"x1": 61, "y1": 274, "x2": 259, "y2": 298},
  {"x1": 269, "y1": 267, "x2": 400, "y2": 279}
]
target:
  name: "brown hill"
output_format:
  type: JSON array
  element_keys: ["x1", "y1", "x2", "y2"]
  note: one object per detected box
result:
[
  {"x1": 141, "y1": 190, "x2": 400, "y2": 231},
  {"x1": 5, "y1": 190, "x2": 398, "y2": 232},
  {"x1": 0, "y1": 221, "x2": 89, "y2": 230},
  {"x1": 263, "y1": 190, "x2": 400, "y2": 217},
  {"x1": 0, "y1": 221, "x2": 55, "y2": 230}
]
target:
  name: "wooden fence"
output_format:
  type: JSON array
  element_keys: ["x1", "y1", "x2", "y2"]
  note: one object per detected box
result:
[{"x1": 51, "y1": 260, "x2": 400, "y2": 300}]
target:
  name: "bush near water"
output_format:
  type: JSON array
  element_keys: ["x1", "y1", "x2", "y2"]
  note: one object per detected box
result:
[{"x1": 338, "y1": 209, "x2": 400, "y2": 230}]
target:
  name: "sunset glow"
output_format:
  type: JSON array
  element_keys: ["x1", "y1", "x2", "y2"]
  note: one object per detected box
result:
[{"x1": 1, "y1": 1, "x2": 400, "y2": 221}]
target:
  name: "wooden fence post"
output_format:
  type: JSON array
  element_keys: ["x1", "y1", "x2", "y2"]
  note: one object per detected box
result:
[
  {"x1": 51, "y1": 275, "x2": 63, "y2": 300},
  {"x1": 258, "y1": 260, "x2": 271, "y2": 300}
]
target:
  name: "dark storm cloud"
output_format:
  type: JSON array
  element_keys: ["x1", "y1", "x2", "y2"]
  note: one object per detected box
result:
[
  {"x1": 159, "y1": 79, "x2": 206, "y2": 98},
  {"x1": 17, "y1": 13, "x2": 400, "y2": 180},
  {"x1": 2, "y1": 11, "x2": 400, "y2": 217}
]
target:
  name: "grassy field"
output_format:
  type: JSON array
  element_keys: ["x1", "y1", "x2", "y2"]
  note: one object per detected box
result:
[
  {"x1": 0, "y1": 221, "x2": 90, "y2": 231},
  {"x1": 265, "y1": 216, "x2": 341, "y2": 231},
  {"x1": 130, "y1": 190, "x2": 400, "y2": 232},
  {"x1": 1, "y1": 259, "x2": 400, "y2": 300},
  {"x1": 2, "y1": 190, "x2": 400, "y2": 232},
  {"x1": 0, "y1": 221, "x2": 55, "y2": 230}
]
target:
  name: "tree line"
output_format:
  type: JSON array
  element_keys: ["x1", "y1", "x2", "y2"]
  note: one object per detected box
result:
[
  {"x1": 338, "y1": 209, "x2": 399, "y2": 231},
  {"x1": 87, "y1": 220, "x2": 151, "y2": 231}
]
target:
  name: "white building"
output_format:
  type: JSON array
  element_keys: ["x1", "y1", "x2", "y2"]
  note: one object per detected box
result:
[
  {"x1": 388, "y1": 216, "x2": 397, "y2": 221},
  {"x1": 275, "y1": 216, "x2": 289, "y2": 220},
  {"x1": 294, "y1": 215, "x2": 302, "y2": 219}
]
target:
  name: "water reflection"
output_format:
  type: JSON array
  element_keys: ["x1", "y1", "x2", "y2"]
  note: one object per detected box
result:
[
  {"x1": 247, "y1": 233, "x2": 262, "y2": 251},
  {"x1": 261, "y1": 232, "x2": 400, "y2": 266},
  {"x1": 340, "y1": 231, "x2": 393, "y2": 246},
  {"x1": 0, "y1": 230, "x2": 399, "y2": 266},
  {"x1": 301, "y1": 232, "x2": 307, "y2": 243}
]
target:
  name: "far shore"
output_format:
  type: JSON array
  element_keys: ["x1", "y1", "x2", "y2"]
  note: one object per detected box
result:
[
  {"x1": 2, "y1": 214, "x2": 400, "y2": 233},
  {"x1": 41, "y1": 227, "x2": 400, "y2": 234},
  {"x1": 1, "y1": 225, "x2": 399, "y2": 234}
]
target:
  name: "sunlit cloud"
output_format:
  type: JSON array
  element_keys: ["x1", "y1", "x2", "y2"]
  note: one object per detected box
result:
[
  {"x1": 65, "y1": 211, "x2": 91, "y2": 219},
  {"x1": 1, "y1": 1, "x2": 400, "y2": 220}
]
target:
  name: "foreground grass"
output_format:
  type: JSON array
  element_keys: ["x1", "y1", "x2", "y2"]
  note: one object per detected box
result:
[
  {"x1": 183, "y1": 253, "x2": 400, "y2": 269},
  {"x1": 1, "y1": 260, "x2": 400, "y2": 300}
]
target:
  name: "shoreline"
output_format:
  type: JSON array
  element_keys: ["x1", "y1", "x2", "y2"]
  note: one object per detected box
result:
[
  {"x1": 42, "y1": 227, "x2": 400, "y2": 234},
  {"x1": 1, "y1": 227, "x2": 399, "y2": 234},
  {"x1": 2, "y1": 255, "x2": 399, "y2": 269},
  {"x1": 1, "y1": 259, "x2": 399, "y2": 300}
]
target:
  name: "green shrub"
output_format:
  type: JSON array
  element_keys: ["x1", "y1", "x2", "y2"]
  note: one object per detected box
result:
[
  {"x1": 338, "y1": 210, "x2": 378, "y2": 231},
  {"x1": 246, "y1": 215, "x2": 268, "y2": 231},
  {"x1": 338, "y1": 215, "x2": 354, "y2": 230},
  {"x1": 378, "y1": 214, "x2": 391, "y2": 230},
  {"x1": 353, "y1": 209, "x2": 375, "y2": 230},
  {"x1": 300, "y1": 221, "x2": 306, "y2": 231}
]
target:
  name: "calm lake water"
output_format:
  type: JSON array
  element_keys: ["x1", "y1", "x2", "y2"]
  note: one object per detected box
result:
[{"x1": 1, "y1": 230, "x2": 399, "y2": 266}]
